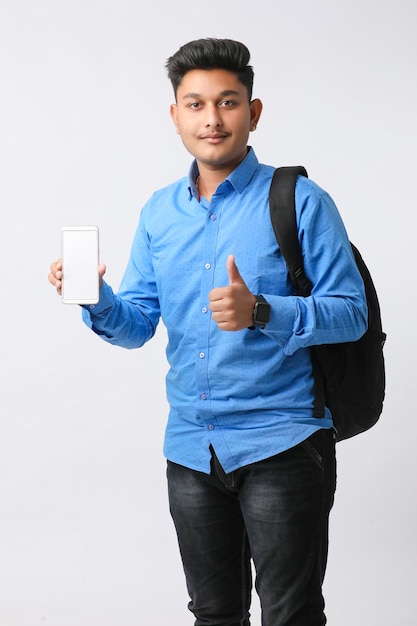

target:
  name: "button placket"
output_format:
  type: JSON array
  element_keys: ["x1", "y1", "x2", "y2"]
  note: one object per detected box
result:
[{"x1": 196, "y1": 197, "x2": 223, "y2": 418}]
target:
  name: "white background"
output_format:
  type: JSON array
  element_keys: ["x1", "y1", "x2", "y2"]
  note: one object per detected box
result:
[{"x1": 1, "y1": 0, "x2": 416, "y2": 624}]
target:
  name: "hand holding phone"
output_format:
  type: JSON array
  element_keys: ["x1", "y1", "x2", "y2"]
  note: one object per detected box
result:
[{"x1": 61, "y1": 225, "x2": 100, "y2": 304}]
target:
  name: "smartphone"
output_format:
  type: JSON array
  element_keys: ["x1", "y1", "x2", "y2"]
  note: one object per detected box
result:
[{"x1": 61, "y1": 225, "x2": 99, "y2": 304}]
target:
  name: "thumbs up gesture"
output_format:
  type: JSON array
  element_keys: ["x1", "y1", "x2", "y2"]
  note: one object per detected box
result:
[{"x1": 208, "y1": 254, "x2": 256, "y2": 331}]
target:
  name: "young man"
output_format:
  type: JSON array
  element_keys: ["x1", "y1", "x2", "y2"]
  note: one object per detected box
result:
[{"x1": 49, "y1": 38, "x2": 367, "y2": 626}]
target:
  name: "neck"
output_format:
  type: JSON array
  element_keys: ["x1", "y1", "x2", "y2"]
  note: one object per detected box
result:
[
  {"x1": 196, "y1": 170, "x2": 223, "y2": 201},
  {"x1": 196, "y1": 150, "x2": 248, "y2": 201}
]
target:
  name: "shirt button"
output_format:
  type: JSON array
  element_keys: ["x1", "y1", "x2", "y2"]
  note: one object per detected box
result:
[
  {"x1": 205, "y1": 263, "x2": 211, "y2": 270},
  {"x1": 199, "y1": 352, "x2": 205, "y2": 359},
  {"x1": 200, "y1": 393, "x2": 207, "y2": 400},
  {"x1": 209, "y1": 214, "x2": 216, "y2": 221},
  {"x1": 202, "y1": 307, "x2": 207, "y2": 314},
  {"x1": 208, "y1": 424, "x2": 215, "y2": 430}
]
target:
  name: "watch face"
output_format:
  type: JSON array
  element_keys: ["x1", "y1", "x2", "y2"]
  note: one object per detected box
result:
[{"x1": 254, "y1": 301, "x2": 271, "y2": 324}]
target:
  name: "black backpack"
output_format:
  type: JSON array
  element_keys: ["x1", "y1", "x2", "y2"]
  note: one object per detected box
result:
[{"x1": 269, "y1": 166, "x2": 386, "y2": 441}]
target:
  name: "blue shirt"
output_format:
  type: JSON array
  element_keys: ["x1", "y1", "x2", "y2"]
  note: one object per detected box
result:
[{"x1": 82, "y1": 148, "x2": 367, "y2": 473}]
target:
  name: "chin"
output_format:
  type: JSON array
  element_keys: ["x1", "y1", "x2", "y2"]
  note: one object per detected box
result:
[{"x1": 198, "y1": 148, "x2": 245, "y2": 168}]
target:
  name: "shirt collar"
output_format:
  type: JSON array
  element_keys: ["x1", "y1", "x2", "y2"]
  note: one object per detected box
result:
[{"x1": 187, "y1": 147, "x2": 259, "y2": 200}]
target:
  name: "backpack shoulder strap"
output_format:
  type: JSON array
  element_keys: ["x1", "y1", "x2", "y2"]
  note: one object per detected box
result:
[
  {"x1": 269, "y1": 166, "x2": 312, "y2": 296},
  {"x1": 269, "y1": 165, "x2": 326, "y2": 419}
]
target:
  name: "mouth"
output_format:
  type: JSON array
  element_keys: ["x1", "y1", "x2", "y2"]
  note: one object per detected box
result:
[{"x1": 200, "y1": 132, "x2": 229, "y2": 143}]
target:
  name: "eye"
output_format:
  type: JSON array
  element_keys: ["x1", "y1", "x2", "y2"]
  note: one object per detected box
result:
[
  {"x1": 219, "y1": 100, "x2": 237, "y2": 108},
  {"x1": 187, "y1": 102, "x2": 202, "y2": 110}
]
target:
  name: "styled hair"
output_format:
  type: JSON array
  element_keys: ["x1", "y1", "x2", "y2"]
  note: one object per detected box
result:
[{"x1": 166, "y1": 38, "x2": 254, "y2": 100}]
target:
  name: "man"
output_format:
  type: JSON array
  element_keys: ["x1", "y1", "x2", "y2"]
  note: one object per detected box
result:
[{"x1": 49, "y1": 38, "x2": 367, "y2": 626}]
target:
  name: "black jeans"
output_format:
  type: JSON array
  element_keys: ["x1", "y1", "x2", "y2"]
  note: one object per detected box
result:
[{"x1": 167, "y1": 429, "x2": 336, "y2": 626}]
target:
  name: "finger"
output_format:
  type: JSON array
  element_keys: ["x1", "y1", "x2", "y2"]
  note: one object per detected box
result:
[
  {"x1": 98, "y1": 263, "x2": 106, "y2": 287},
  {"x1": 48, "y1": 271, "x2": 62, "y2": 294},
  {"x1": 211, "y1": 309, "x2": 231, "y2": 324},
  {"x1": 208, "y1": 298, "x2": 224, "y2": 313},
  {"x1": 48, "y1": 259, "x2": 62, "y2": 286},
  {"x1": 227, "y1": 254, "x2": 244, "y2": 285},
  {"x1": 48, "y1": 271, "x2": 58, "y2": 286},
  {"x1": 208, "y1": 286, "x2": 225, "y2": 303},
  {"x1": 49, "y1": 258, "x2": 62, "y2": 274}
]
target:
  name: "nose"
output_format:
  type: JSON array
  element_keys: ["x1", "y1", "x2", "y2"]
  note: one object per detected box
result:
[{"x1": 205, "y1": 104, "x2": 222, "y2": 128}]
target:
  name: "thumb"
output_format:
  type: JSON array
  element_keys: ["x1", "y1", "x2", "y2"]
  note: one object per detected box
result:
[
  {"x1": 98, "y1": 263, "x2": 107, "y2": 287},
  {"x1": 227, "y1": 254, "x2": 244, "y2": 285}
]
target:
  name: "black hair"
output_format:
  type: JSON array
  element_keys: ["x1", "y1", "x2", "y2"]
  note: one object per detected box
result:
[{"x1": 166, "y1": 38, "x2": 254, "y2": 100}]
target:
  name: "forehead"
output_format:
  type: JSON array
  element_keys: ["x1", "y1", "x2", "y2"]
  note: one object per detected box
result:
[{"x1": 177, "y1": 68, "x2": 247, "y2": 99}]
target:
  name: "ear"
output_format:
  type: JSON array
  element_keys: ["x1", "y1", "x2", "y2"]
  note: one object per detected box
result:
[
  {"x1": 249, "y1": 98, "x2": 263, "y2": 131},
  {"x1": 170, "y1": 103, "x2": 180, "y2": 134}
]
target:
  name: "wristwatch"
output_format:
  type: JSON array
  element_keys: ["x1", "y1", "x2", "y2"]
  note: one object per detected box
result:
[{"x1": 249, "y1": 294, "x2": 271, "y2": 330}]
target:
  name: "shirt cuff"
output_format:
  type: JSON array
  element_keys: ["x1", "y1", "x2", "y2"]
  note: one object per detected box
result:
[
  {"x1": 81, "y1": 280, "x2": 115, "y2": 316},
  {"x1": 262, "y1": 294, "x2": 300, "y2": 351}
]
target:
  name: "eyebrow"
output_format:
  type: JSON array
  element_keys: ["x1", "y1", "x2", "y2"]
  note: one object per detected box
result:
[{"x1": 181, "y1": 89, "x2": 241, "y2": 100}]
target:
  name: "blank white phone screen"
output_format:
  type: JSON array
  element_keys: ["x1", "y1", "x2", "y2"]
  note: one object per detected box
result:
[{"x1": 61, "y1": 226, "x2": 99, "y2": 304}]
